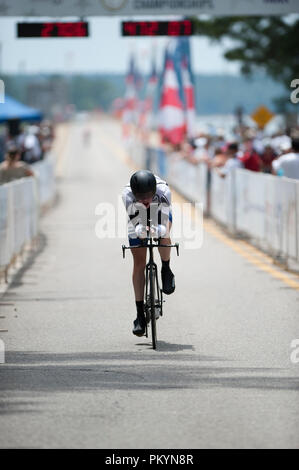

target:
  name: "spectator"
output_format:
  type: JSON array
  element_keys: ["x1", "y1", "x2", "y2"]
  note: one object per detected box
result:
[
  {"x1": 277, "y1": 136, "x2": 292, "y2": 157},
  {"x1": 210, "y1": 147, "x2": 227, "y2": 169},
  {"x1": 181, "y1": 139, "x2": 194, "y2": 159},
  {"x1": 239, "y1": 138, "x2": 262, "y2": 172},
  {"x1": 39, "y1": 126, "x2": 52, "y2": 155},
  {"x1": 272, "y1": 138, "x2": 299, "y2": 179},
  {"x1": 271, "y1": 135, "x2": 292, "y2": 156},
  {"x1": 23, "y1": 126, "x2": 42, "y2": 164},
  {"x1": 0, "y1": 142, "x2": 34, "y2": 185},
  {"x1": 193, "y1": 137, "x2": 211, "y2": 165},
  {"x1": 216, "y1": 142, "x2": 244, "y2": 178},
  {"x1": 260, "y1": 144, "x2": 277, "y2": 173},
  {"x1": 181, "y1": 138, "x2": 198, "y2": 165}
]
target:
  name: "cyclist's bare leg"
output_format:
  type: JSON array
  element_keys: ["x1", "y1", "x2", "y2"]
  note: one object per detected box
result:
[
  {"x1": 159, "y1": 221, "x2": 175, "y2": 294},
  {"x1": 158, "y1": 221, "x2": 172, "y2": 261},
  {"x1": 131, "y1": 247, "x2": 147, "y2": 301}
]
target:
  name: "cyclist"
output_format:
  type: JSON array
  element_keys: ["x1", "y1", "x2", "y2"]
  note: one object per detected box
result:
[{"x1": 122, "y1": 170, "x2": 175, "y2": 336}]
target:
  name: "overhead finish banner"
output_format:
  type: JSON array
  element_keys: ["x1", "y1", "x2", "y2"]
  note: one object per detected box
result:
[{"x1": 0, "y1": 0, "x2": 299, "y2": 17}]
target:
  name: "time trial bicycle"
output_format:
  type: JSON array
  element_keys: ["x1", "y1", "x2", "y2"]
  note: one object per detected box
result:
[{"x1": 122, "y1": 228, "x2": 179, "y2": 350}]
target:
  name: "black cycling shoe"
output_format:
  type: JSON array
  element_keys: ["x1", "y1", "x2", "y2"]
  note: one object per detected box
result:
[
  {"x1": 161, "y1": 267, "x2": 175, "y2": 295},
  {"x1": 132, "y1": 315, "x2": 146, "y2": 336}
]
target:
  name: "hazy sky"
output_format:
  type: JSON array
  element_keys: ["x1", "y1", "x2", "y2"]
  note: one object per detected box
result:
[{"x1": 0, "y1": 17, "x2": 240, "y2": 75}]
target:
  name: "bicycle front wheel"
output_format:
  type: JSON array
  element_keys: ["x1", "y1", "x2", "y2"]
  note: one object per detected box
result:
[{"x1": 150, "y1": 263, "x2": 157, "y2": 350}]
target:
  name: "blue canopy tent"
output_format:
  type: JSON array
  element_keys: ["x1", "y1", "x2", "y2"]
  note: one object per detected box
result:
[{"x1": 0, "y1": 95, "x2": 43, "y2": 123}]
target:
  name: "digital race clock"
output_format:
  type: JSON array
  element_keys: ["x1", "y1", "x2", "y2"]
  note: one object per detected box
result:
[
  {"x1": 121, "y1": 20, "x2": 193, "y2": 37},
  {"x1": 17, "y1": 22, "x2": 89, "y2": 38}
]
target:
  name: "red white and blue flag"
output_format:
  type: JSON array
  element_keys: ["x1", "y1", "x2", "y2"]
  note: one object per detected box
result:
[{"x1": 158, "y1": 46, "x2": 186, "y2": 145}]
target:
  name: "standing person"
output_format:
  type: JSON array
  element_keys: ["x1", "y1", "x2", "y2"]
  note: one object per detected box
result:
[
  {"x1": 216, "y1": 143, "x2": 244, "y2": 177},
  {"x1": 209, "y1": 146, "x2": 227, "y2": 169},
  {"x1": 272, "y1": 138, "x2": 299, "y2": 179},
  {"x1": 0, "y1": 143, "x2": 34, "y2": 184},
  {"x1": 122, "y1": 170, "x2": 175, "y2": 337},
  {"x1": 23, "y1": 126, "x2": 42, "y2": 164},
  {"x1": 239, "y1": 138, "x2": 262, "y2": 172},
  {"x1": 260, "y1": 144, "x2": 277, "y2": 173}
]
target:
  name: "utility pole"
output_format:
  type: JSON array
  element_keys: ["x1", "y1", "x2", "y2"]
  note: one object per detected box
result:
[
  {"x1": 0, "y1": 42, "x2": 2, "y2": 73},
  {"x1": 0, "y1": 42, "x2": 4, "y2": 103}
]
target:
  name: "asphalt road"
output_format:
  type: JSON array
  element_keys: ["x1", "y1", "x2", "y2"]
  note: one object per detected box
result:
[{"x1": 0, "y1": 117, "x2": 298, "y2": 449}]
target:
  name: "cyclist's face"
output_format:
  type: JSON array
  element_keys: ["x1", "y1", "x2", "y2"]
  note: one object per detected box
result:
[{"x1": 135, "y1": 192, "x2": 154, "y2": 208}]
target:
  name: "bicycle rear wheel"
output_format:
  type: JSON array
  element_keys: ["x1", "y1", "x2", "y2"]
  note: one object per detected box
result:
[{"x1": 150, "y1": 263, "x2": 157, "y2": 350}]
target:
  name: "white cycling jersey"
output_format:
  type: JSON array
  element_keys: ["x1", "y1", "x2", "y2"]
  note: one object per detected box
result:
[{"x1": 122, "y1": 175, "x2": 172, "y2": 237}]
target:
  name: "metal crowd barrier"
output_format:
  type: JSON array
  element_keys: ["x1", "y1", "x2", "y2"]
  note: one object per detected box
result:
[
  {"x1": 130, "y1": 143, "x2": 299, "y2": 267},
  {"x1": 0, "y1": 154, "x2": 56, "y2": 281},
  {"x1": 33, "y1": 154, "x2": 56, "y2": 208},
  {"x1": 234, "y1": 169, "x2": 299, "y2": 264}
]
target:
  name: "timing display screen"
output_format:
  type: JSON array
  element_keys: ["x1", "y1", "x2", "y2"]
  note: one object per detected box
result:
[
  {"x1": 17, "y1": 22, "x2": 89, "y2": 38},
  {"x1": 121, "y1": 20, "x2": 193, "y2": 36}
]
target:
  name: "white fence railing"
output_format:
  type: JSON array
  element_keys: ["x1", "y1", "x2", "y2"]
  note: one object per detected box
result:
[
  {"x1": 0, "y1": 155, "x2": 56, "y2": 278},
  {"x1": 33, "y1": 155, "x2": 56, "y2": 207},
  {"x1": 130, "y1": 143, "x2": 299, "y2": 266},
  {"x1": 234, "y1": 169, "x2": 299, "y2": 262}
]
